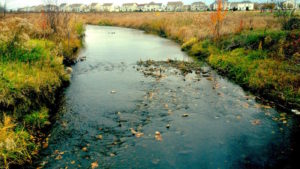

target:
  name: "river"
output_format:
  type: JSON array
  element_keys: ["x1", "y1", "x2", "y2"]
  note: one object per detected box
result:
[{"x1": 36, "y1": 25, "x2": 300, "y2": 169}]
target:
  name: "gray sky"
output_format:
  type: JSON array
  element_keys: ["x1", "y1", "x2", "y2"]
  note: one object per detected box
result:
[{"x1": 1, "y1": 0, "x2": 272, "y2": 9}]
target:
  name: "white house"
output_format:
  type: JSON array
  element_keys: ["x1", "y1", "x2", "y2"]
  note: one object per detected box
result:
[
  {"x1": 211, "y1": 0, "x2": 230, "y2": 10},
  {"x1": 138, "y1": 4, "x2": 147, "y2": 11},
  {"x1": 89, "y1": 3, "x2": 102, "y2": 12},
  {"x1": 121, "y1": 3, "x2": 138, "y2": 12},
  {"x1": 229, "y1": 1, "x2": 254, "y2": 11},
  {"x1": 67, "y1": 4, "x2": 87, "y2": 12},
  {"x1": 282, "y1": 0, "x2": 297, "y2": 9},
  {"x1": 59, "y1": 3, "x2": 68, "y2": 12},
  {"x1": 146, "y1": 2, "x2": 163, "y2": 11},
  {"x1": 166, "y1": 1, "x2": 184, "y2": 11},
  {"x1": 102, "y1": 3, "x2": 114, "y2": 12},
  {"x1": 191, "y1": 1, "x2": 208, "y2": 11}
]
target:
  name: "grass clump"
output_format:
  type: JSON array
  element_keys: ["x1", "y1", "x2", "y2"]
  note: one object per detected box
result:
[
  {"x1": 0, "y1": 115, "x2": 34, "y2": 169},
  {"x1": 24, "y1": 108, "x2": 50, "y2": 129}
]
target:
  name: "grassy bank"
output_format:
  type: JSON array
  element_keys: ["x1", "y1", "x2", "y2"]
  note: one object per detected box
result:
[
  {"x1": 94, "y1": 12, "x2": 299, "y2": 110},
  {"x1": 0, "y1": 16, "x2": 84, "y2": 168}
]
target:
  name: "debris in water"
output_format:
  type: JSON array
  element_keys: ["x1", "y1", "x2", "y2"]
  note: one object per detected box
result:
[
  {"x1": 110, "y1": 153, "x2": 116, "y2": 157},
  {"x1": 111, "y1": 90, "x2": 117, "y2": 94},
  {"x1": 182, "y1": 113, "x2": 189, "y2": 117},
  {"x1": 66, "y1": 67, "x2": 73, "y2": 74},
  {"x1": 71, "y1": 161, "x2": 75, "y2": 164},
  {"x1": 130, "y1": 128, "x2": 137, "y2": 135},
  {"x1": 97, "y1": 135, "x2": 103, "y2": 140},
  {"x1": 164, "y1": 104, "x2": 169, "y2": 109},
  {"x1": 251, "y1": 119, "x2": 261, "y2": 125},
  {"x1": 82, "y1": 147, "x2": 88, "y2": 152},
  {"x1": 91, "y1": 161, "x2": 99, "y2": 169},
  {"x1": 166, "y1": 124, "x2": 171, "y2": 129},
  {"x1": 55, "y1": 155, "x2": 63, "y2": 160},
  {"x1": 155, "y1": 131, "x2": 162, "y2": 141}
]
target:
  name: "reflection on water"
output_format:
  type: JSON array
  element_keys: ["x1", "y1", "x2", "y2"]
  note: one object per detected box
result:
[{"x1": 37, "y1": 26, "x2": 300, "y2": 169}]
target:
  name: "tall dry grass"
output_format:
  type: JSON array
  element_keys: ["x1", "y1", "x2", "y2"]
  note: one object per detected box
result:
[{"x1": 79, "y1": 12, "x2": 280, "y2": 42}]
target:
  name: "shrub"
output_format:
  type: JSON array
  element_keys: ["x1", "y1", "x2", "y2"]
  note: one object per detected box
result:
[
  {"x1": 283, "y1": 17, "x2": 300, "y2": 30},
  {"x1": 189, "y1": 40, "x2": 212, "y2": 59},
  {"x1": 181, "y1": 37, "x2": 198, "y2": 51}
]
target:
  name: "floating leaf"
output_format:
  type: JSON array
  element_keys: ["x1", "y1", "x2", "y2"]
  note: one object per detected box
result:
[
  {"x1": 251, "y1": 119, "x2": 261, "y2": 125},
  {"x1": 155, "y1": 131, "x2": 162, "y2": 141},
  {"x1": 91, "y1": 161, "x2": 99, "y2": 169}
]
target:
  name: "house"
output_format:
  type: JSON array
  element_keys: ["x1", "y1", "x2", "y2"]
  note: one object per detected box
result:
[
  {"x1": 121, "y1": 3, "x2": 138, "y2": 12},
  {"x1": 183, "y1": 5, "x2": 191, "y2": 11},
  {"x1": 67, "y1": 4, "x2": 88, "y2": 12},
  {"x1": 103, "y1": 3, "x2": 114, "y2": 12},
  {"x1": 138, "y1": 4, "x2": 147, "y2": 11},
  {"x1": 59, "y1": 3, "x2": 68, "y2": 12},
  {"x1": 229, "y1": 1, "x2": 254, "y2": 10},
  {"x1": 35, "y1": 5, "x2": 45, "y2": 12},
  {"x1": 166, "y1": 1, "x2": 184, "y2": 11},
  {"x1": 89, "y1": 3, "x2": 102, "y2": 12},
  {"x1": 44, "y1": 4, "x2": 59, "y2": 12},
  {"x1": 147, "y1": 2, "x2": 163, "y2": 11},
  {"x1": 282, "y1": 0, "x2": 297, "y2": 9},
  {"x1": 211, "y1": 0, "x2": 230, "y2": 10},
  {"x1": 191, "y1": 1, "x2": 208, "y2": 11}
]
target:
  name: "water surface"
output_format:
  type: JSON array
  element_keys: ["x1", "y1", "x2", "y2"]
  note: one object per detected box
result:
[{"x1": 37, "y1": 25, "x2": 300, "y2": 169}]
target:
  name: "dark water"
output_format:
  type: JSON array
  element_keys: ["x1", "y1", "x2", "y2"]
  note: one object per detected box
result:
[{"x1": 37, "y1": 26, "x2": 300, "y2": 169}]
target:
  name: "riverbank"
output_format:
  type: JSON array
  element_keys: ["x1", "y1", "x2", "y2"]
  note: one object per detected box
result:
[
  {"x1": 0, "y1": 16, "x2": 84, "y2": 168},
  {"x1": 94, "y1": 12, "x2": 299, "y2": 110}
]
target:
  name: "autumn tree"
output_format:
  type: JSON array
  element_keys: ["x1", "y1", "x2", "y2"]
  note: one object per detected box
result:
[{"x1": 210, "y1": 0, "x2": 227, "y2": 42}]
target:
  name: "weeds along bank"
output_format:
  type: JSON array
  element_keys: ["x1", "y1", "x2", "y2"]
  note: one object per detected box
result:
[
  {"x1": 93, "y1": 12, "x2": 299, "y2": 110},
  {"x1": 0, "y1": 14, "x2": 84, "y2": 168}
]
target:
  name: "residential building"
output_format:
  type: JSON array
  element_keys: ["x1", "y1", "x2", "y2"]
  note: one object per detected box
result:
[
  {"x1": 191, "y1": 1, "x2": 208, "y2": 11},
  {"x1": 229, "y1": 1, "x2": 254, "y2": 11},
  {"x1": 183, "y1": 5, "x2": 191, "y2": 11},
  {"x1": 59, "y1": 3, "x2": 68, "y2": 12},
  {"x1": 146, "y1": 2, "x2": 163, "y2": 11},
  {"x1": 211, "y1": 0, "x2": 230, "y2": 10},
  {"x1": 166, "y1": 1, "x2": 184, "y2": 11},
  {"x1": 282, "y1": 0, "x2": 297, "y2": 9},
  {"x1": 138, "y1": 4, "x2": 147, "y2": 11},
  {"x1": 103, "y1": 3, "x2": 114, "y2": 12},
  {"x1": 121, "y1": 3, "x2": 138, "y2": 12},
  {"x1": 89, "y1": 3, "x2": 102, "y2": 12}
]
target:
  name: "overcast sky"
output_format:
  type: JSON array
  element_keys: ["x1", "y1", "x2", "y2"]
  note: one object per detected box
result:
[{"x1": 0, "y1": 0, "x2": 278, "y2": 9}]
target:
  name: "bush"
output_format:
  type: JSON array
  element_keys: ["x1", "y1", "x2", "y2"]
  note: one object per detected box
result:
[
  {"x1": 188, "y1": 40, "x2": 212, "y2": 59},
  {"x1": 181, "y1": 37, "x2": 198, "y2": 51},
  {"x1": 283, "y1": 17, "x2": 300, "y2": 30}
]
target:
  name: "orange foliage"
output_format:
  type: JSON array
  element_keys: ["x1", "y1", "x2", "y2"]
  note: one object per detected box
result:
[{"x1": 210, "y1": 0, "x2": 227, "y2": 41}]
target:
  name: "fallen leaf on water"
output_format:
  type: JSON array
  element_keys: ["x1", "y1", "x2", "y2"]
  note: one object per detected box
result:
[
  {"x1": 91, "y1": 161, "x2": 99, "y2": 169},
  {"x1": 82, "y1": 147, "x2": 88, "y2": 152},
  {"x1": 164, "y1": 104, "x2": 169, "y2": 109},
  {"x1": 130, "y1": 128, "x2": 137, "y2": 135},
  {"x1": 97, "y1": 135, "x2": 103, "y2": 140},
  {"x1": 262, "y1": 105, "x2": 272, "y2": 109},
  {"x1": 42, "y1": 143, "x2": 48, "y2": 149},
  {"x1": 155, "y1": 131, "x2": 162, "y2": 141},
  {"x1": 251, "y1": 119, "x2": 261, "y2": 125},
  {"x1": 236, "y1": 115, "x2": 241, "y2": 120},
  {"x1": 110, "y1": 153, "x2": 116, "y2": 157},
  {"x1": 71, "y1": 161, "x2": 75, "y2": 164},
  {"x1": 135, "y1": 132, "x2": 144, "y2": 138},
  {"x1": 55, "y1": 155, "x2": 62, "y2": 160}
]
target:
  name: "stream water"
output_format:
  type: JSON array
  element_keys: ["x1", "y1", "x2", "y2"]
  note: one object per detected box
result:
[{"x1": 36, "y1": 25, "x2": 300, "y2": 169}]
